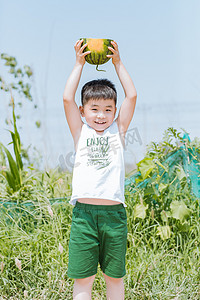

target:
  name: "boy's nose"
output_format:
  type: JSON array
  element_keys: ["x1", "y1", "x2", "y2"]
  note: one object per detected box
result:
[{"x1": 97, "y1": 112, "x2": 104, "y2": 118}]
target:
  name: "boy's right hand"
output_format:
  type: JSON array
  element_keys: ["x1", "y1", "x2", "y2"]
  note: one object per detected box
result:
[{"x1": 74, "y1": 39, "x2": 91, "y2": 66}]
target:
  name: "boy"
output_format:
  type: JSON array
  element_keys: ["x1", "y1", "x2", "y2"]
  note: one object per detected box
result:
[{"x1": 63, "y1": 39, "x2": 137, "y2": 300}]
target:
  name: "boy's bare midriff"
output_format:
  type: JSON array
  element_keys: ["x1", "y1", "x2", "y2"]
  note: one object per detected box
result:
[{"x1": 77, "y1": 198, "x2": 121, "y2": 205}]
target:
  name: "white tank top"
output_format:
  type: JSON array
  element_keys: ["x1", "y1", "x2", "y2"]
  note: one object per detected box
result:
[{"x1": 70, "y1": 121, "x2": 126, "y2": 206}]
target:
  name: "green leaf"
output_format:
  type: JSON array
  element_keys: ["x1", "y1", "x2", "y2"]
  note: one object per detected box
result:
[
  {"x1": 157, "y1": 225, "x2": 171, "y2": 240},
  {"x1": 10, "y1": 131, "x2": 23, "y2": 171},
  {"x1": 134, "y1": 203, "x2": 148, "y2": 219},
  {"x1": 137, "y1": 157, "x2": 156, "y2": 179},
  {"x1": 170, "y1": 200, "x2": 191, "y2": 222},
  {"x1": 155, "y1": 159, "x2": 168, "y2": 172},
  {"x1": 1, "y1": 53, "x2": 10, "y2": 60},
  {"x1": 176, "y1": 166, "x2": 186, "y2": 181},
  {"x1": 16, "y1": 68, "x2": 23, "y2": 76},
  {"x1": 9, "y1": 68, "x2": 15, "y2": 74},
  {"x1": 158, "y1": 183, "x2": 168, "y2": 193},
  {"x1": 24, "y1": 65, "x2": 33, "y2": 77},
  {"x1": 144, "y1": 186, "x2": 154, "y2": 196},
  {"x1": 177, "y1": 222, "x2": 190, "y2": 232},
  {"x1": 35, "y1": 121, "x2": 41, "y2": 128},
  {"x1": 10, "y1": 101, "x2": 23, "y2": 171},
  {"x1": 161, "y1": 210, "x2": 169, "y2": 223},
  {"x1": 0, "y1": 143, "x2": 21, "y2": 189},
  {"x1": 9, "y1": 58, "x2": 17, "y2": 67},
  {"x1": 5, "y1": 170, "x2": 17, "y2": 191}
]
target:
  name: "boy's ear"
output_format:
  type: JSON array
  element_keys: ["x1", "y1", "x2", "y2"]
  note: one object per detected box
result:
[{"x1": 79, "y1": 105, "x2": 84, "y2": 116}]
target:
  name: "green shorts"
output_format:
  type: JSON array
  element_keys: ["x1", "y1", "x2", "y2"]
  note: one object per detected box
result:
[{"x1": 67, "y1": 201, "x2": 127, "y2": 279}]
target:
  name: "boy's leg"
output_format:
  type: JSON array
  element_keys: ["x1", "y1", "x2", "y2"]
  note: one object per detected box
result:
[
  {"x1": 68, "y1": 203, "x2": 99, "y2": 279},
  {"x1": 73, "y1": 275, "x2": 96, "y2": 300},
  {"x1": 98, "y1": 205, "x2": 127, "y2": 300},
  {"x1": 103, "y1": 273, "x2": 124, "y2": 300}
]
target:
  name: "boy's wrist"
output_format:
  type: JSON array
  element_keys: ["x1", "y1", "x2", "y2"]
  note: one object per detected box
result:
[
  {"x1": 75, "y1": 61, "x2": 84, "y2": 68},
  {"x1": 113, "y1": 59, "x2": 122, "y2": 69}
]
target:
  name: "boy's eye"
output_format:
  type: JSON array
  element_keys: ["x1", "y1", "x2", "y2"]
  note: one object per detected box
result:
[
  {"x1": 106, "y1": 109, "x2": 111, "y2": 112},
  {"x1": 92, "y1": 109, "x2": 97, "y2": 111}
]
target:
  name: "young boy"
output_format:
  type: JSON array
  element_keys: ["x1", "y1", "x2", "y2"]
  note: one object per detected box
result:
[{"x1": 63, "y1": 39, "x2": 137, "y2": 300}]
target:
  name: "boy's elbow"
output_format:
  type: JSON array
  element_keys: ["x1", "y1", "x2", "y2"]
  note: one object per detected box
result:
[
  {"x1": 130, "y1": 93, "x2": 137, "y2": 102},
  {"x1": 63, "y1": 95, "x2": 67, "y2": 103},
  {"x1": 63, "y1": 95, "x2": 72, "y2": 103}
]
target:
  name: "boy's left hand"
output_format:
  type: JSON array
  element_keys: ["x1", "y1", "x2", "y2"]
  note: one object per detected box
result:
[{"x1": 107, "y1": 41, "x2": 121, "y2": 66}]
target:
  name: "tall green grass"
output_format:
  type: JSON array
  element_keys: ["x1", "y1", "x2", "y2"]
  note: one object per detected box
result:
[
  {"x1": 0, "y1": 127, "x2": 200, "y2": 299},
  {"x1": 0, "y1": 178, "x2": 199, "y2": 299}
]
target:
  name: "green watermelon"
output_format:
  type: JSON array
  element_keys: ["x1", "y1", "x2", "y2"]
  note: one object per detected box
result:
[{"x1": 81, "y1": 38, "x2": 113, "y2": 71}]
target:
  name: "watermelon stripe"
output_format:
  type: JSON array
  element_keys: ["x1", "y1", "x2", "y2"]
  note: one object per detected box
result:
[{"x1": 81, "y1": 38, "x2": 113, "y2": 69}]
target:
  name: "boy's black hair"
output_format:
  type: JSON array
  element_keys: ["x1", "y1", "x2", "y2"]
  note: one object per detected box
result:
[{"x1": 81, "y1": 79, "x2": 117, "y2": 106}]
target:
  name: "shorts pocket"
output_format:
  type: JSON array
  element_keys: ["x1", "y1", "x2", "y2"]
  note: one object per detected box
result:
[{"x1": 117, "y1": 209, "x2": 127, "y2": 221}]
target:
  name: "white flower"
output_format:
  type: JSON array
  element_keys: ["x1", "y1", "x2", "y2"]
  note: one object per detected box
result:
[
  {"x1": 58, "y1": 178, "x2": 64, "y2": 185},
  {"x1": 24, "y1": 290, "x2": 28, "y2": 297},
  {"x1": 47, "y1": 205, "x2": 53, "y2": 218},
  {"x1": 59, "y1": 242, "x2": 63, "y2": 254},
  {"x1": 15, "y1": 258, "x2": 21, "y2": 271},
  {"x1": 1, "y1": 261, "x2": 4, "y2": 273}
]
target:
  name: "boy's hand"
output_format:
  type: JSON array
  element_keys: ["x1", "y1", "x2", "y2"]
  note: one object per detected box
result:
[
  {"x1": 107, "y1": 41, "x2": 121, "y2": 66},
  {"x1": 74, "y1": 39, "x2": 91, "y2": 66}
]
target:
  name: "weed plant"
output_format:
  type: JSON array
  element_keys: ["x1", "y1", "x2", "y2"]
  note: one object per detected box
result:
[
  {"x1": 0, "y1": 174, "x2": 200, "y2": 299},
  {"x1": 0, "y1": 128, "x2": 200, "y2": 299}
]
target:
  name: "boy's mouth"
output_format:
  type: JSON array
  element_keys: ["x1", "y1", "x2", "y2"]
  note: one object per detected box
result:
[{"x1": 95, "y1": 121, "x2": 106, "y2": 124}]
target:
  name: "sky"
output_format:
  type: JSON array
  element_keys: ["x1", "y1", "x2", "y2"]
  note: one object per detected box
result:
[{"x1": 1, "y1": 0, "x2": 200, "y2": 173}]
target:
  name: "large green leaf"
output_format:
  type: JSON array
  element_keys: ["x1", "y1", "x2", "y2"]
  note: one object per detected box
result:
[
  {"x1": 137, "y1": 157, "x2": 156, "y2": 179},
  {"x1": 160, "y1": 210, "x2": 170, "y2": 223},
  {"x1": 176, "y1": 166, "x2": 186, "y2": 181},
  {"x1": 0, "y1": 143, "x2": 21, "y2": 189},
  {"x1": 10, "y1": 130, "x2": 23, "y2": 170},
  {"x1": 158, "y1": 183, "x2": 168, "y2": 193},
  {"x1": 5, "y1": 170, "x2": 17, "y2": 191},
  {"x1": 6, "y1": 100, "x2": 23, "y2": 171},
  {"x1": 134, "y1": 203, "x2": 148, "y2": 219},
  {"x1": 170, "y1": 200, "x2": 191, "y2": 222},
  {"x1": 157, "y1": 225, "x2": 171, "y2": 240},
  {"x1": 154, "y1": 159, "x2": 168, "y2": 172}
]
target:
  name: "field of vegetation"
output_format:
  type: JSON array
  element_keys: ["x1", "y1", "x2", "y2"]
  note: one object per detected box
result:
[
  {"x1": 0, "y1": 54, "x2": 200, "y2": 299},
  {"x1": 1, "y1": 127, "x2": 200, "y2": 299}
]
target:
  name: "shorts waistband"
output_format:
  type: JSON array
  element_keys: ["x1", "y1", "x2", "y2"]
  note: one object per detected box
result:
[{"x1": 75, "y1": 201, "x2": 124, "y2": 211}]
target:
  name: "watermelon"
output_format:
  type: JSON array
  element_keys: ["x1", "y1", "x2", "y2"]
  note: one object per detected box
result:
[{"x1": 81, "y1": 38, "x2": 113, "y2": 71}]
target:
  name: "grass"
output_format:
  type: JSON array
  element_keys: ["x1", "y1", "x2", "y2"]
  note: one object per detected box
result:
[
  {"x1": 0, "y1": 126, "x2": 200, "y2": 299},
  {"x1": 0, "y1": 188, "x2": 199, "y2": 299}
]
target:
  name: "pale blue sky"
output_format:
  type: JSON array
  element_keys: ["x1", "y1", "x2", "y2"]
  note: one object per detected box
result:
[{"x1": 1, "y1": 0, "x2": 200, "y2": 172}]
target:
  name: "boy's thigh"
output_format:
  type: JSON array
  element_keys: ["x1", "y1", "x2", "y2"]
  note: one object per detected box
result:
[
  {"x1": 98, "y1": 206, "x2": 128, "y2": 278},
  {"x1": 67, "y1": 206, "x2": 99, "y2": 279}
]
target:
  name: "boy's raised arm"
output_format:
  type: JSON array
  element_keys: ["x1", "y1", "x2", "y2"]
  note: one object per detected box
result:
[
  {"x1": 63, "y1": 40, "x2": 90, "y2": 148},
  {"x1": 107, "y1": 41, "x2": 137, "y2": 136}
]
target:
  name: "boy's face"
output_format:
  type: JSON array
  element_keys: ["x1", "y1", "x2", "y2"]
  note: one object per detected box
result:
[{"x1": 79, "y1": 98, "x2": 117, "y2": 134}]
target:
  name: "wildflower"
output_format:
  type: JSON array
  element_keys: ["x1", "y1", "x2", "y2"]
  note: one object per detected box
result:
[
  {"x1": 59, "y1": 242, "x2": 63, "y2": 254},
  {"x1": 1, "y1": 261, "x2": 4, "y2": 273},
  {"x1": 58, "y1": 178, "x2": 64, "y2": 185},
  {"x1": 48, "y1": 271, "x2": 51, "y2": 284},
  {"x1": 15, "y1": 258, "x2": 21, "y2": 271},
  {"x1": 47, "y1": 205, "x2": 53, "y2": 218},
  {"x1": 24, "y1": 290, "x2": 28, "y2": 297},
  {"x1": 0, "y1": 166, "x2": 6, "y2": 171}
]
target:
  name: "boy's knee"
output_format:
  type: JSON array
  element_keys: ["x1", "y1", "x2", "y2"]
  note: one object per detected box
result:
[
  {"x1": 75, "y1": 275, "x2": 96, "y2": 287},
  {"x1": 103, "y1": 273, "x2": 123, "y2": 285}
]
